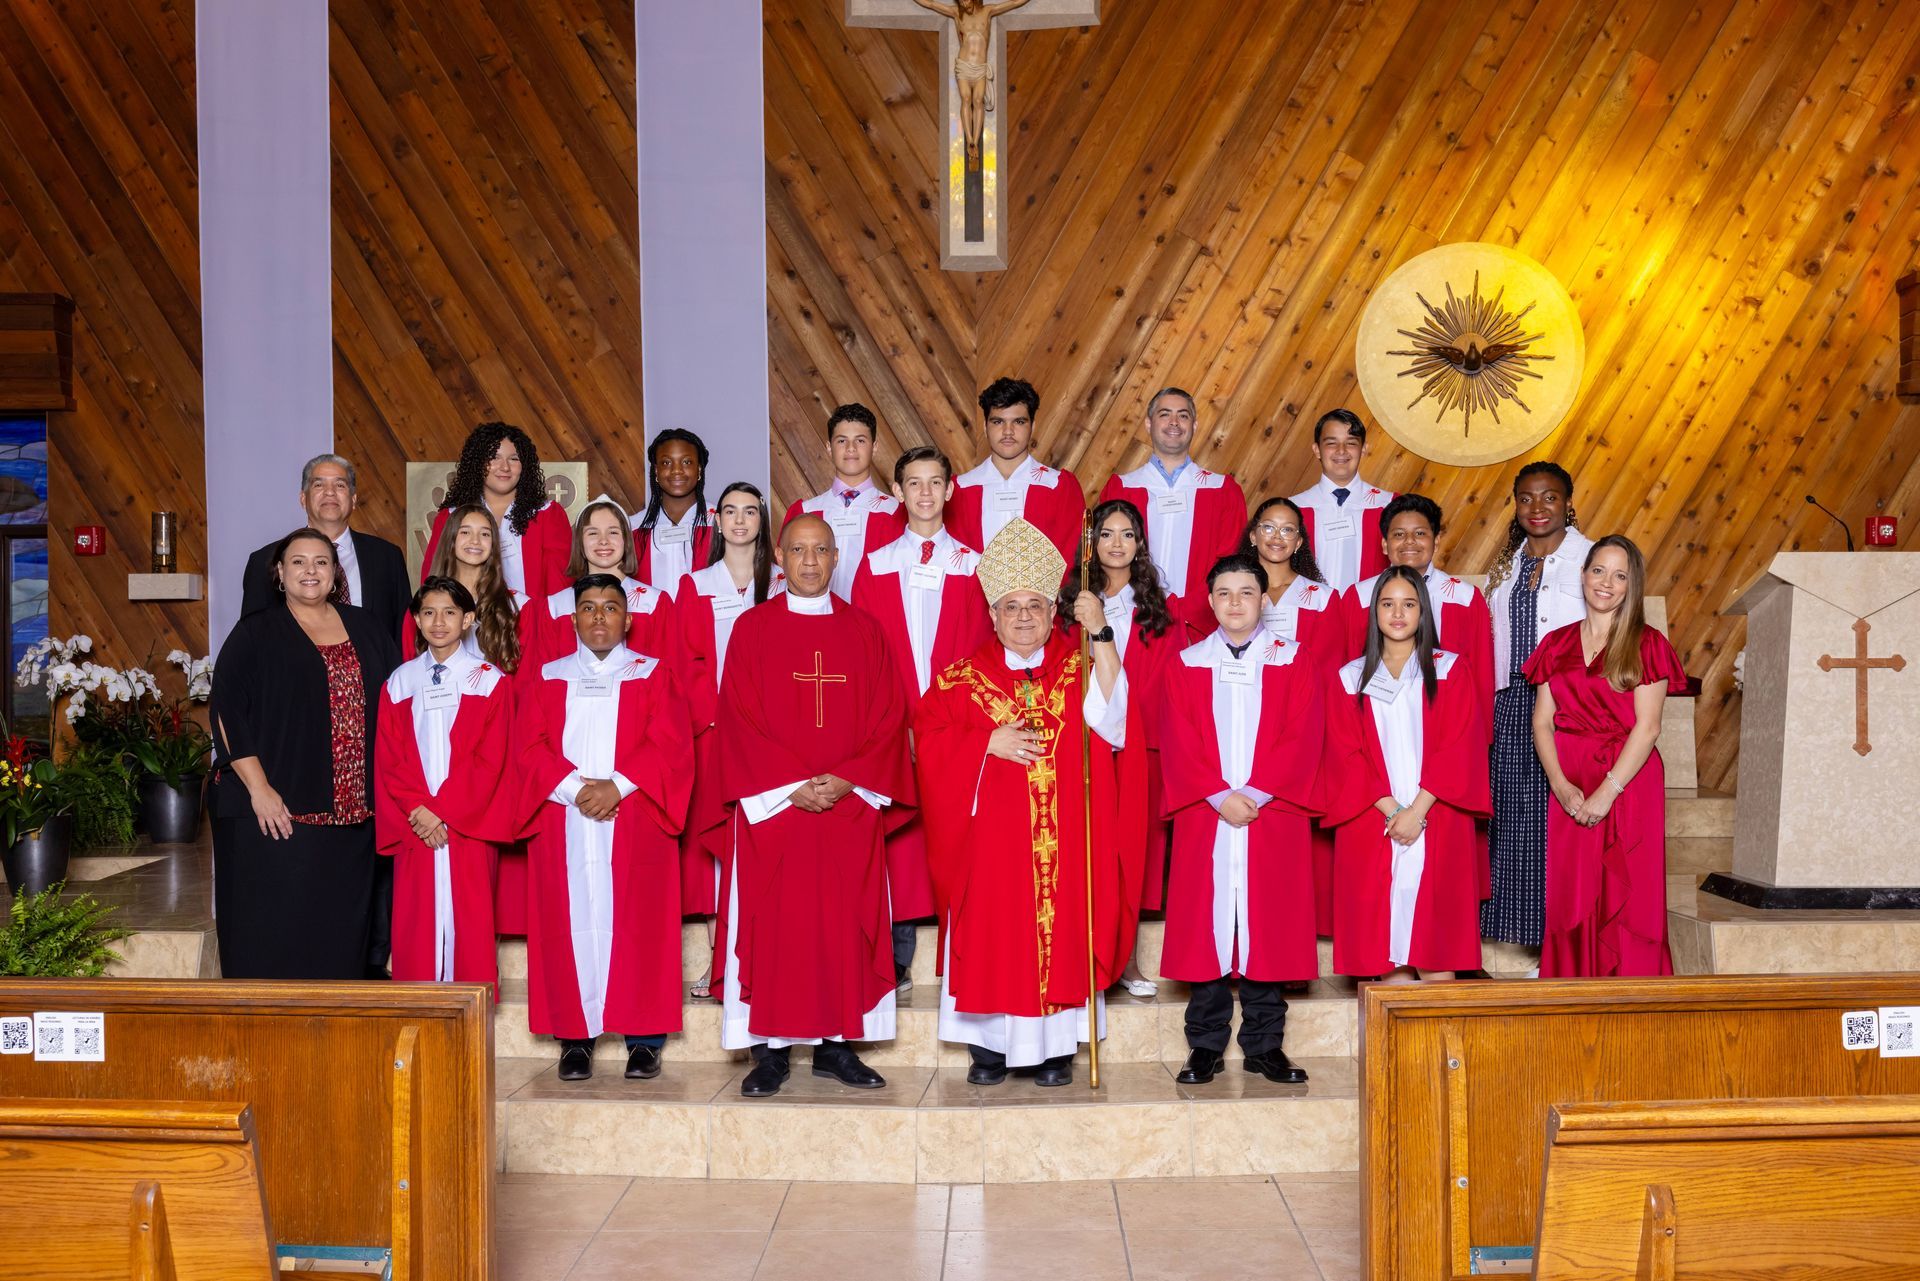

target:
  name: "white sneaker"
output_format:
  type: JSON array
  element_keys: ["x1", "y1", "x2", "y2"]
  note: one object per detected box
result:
[{"x1": 1120, "y1": 976, "x2": 1158, "y2": 998}]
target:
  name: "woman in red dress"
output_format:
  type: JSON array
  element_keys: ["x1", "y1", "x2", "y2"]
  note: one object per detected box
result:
[
  {"x1": 1060, "y1": 498, "x2": 1195, "y2": 996},
  {"x1": 1322, "y1": 567, "x2": 1490, "y2": 980},
  {"x1": 1526, "y1": 534, "x2": 1683, "y2": 978}
]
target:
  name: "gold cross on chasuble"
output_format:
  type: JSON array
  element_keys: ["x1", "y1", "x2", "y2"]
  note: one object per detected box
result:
[{"x1": 792, "y1": 651, "x2": 848, "y2": 729}]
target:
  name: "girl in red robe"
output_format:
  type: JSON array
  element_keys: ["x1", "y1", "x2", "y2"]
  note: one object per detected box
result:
[
  {"x1": 1061, "y1": 498, "x2": 1195, "y2": 997},
  {"x1": 520, "y1": 499, "x2": 681, "y2": 675},
  {"x1": 629, "y1": 428, "x2": 716, "y2": 592},
  {"x1": 1527, "y1": 535, "x2": 1682, "y2": 978},
  {"x1": 1322, "y1": 566, "x2": 1491, "y2": 980},
  {"x1": 375, "y1": 578, "x2": 515, "y2": 994},
  {"x1": 421, "y1": 421, "x2": 572, "y2": 606}
]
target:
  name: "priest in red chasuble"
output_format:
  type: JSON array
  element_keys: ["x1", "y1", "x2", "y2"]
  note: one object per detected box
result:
[
  {"x1": 914, "y1": 518, "x2": 1146, "y2": 1087},
  {"x1": 716, "y1": 514, "x2": 914, "y2": 1098}
]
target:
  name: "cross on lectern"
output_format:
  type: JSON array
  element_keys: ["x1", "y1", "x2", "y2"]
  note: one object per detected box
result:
[
  {"x1": 1816, "y1": 618, "x2": 1906, "y2": 756},
  {"x1": 792, "y1": 650, "x2": 848, "y2": 728},
  {"x1": 845, "y1": 0, "x2": 1100, "y2": 271}
]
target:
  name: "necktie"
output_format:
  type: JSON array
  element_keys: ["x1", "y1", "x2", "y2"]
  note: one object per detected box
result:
[
  {"x1": 1226, "y1": 639, "x2": 1253, "y2": 660},
  {"x1": 431, "y1": 662, "x2": 446, "y2": 685},
  {"x1": 840, "y1": 489, "x2": 855, "y2": 508},
  {"x1": 334, "y1": 540, "x2": 352, "y2": 604},
  {"x1": 919, "y1": 540, "x2": 935, "y2": 564},
  {"x1": 1332, "y1": 487, "x2": 1350, "y2": 507}
]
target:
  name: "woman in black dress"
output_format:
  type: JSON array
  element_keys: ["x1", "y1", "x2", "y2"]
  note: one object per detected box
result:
[{"x1": 210, "y1": 528, "x2": 401, "y2": 978}]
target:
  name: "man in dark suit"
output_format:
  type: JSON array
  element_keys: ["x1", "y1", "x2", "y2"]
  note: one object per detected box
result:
[
  {"x1": 239, "y1": 452, "x2": 411, "y2": 979},
  {"x1": 240, "y1": 453, "x2": 412, "y2": 641}
]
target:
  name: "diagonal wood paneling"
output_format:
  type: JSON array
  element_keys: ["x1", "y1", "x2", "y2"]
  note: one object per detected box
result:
[
  {"x1": 329, "y1": 0, "x2": 649, "y2": 542},
  {"x1": 0, "y1": 0, "x2": 206, "y2": 666},
  {"x1": 764, "y1": 0, "x2": 1920, "y2": 791}
]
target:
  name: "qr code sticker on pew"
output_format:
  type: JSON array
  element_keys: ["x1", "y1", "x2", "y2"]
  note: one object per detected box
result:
[
  {"x1": 0, "y1": 1017, "x2": 29, "y2": 1054},
  {"x1": 1843, "y1": 1010, "x2": 1879, "y2": 1051},
  {"x1": 1879, "y1": 1007, "x2": 1920, "y2": 1059},
  {"x1": 35, "y1": 1023, "x2": 62, "y2": 1058},
  {"x1": 73, "y1": 1026, "x2": 102, "y2": 1059}
]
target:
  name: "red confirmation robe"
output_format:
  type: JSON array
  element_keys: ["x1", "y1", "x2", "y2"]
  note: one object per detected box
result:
[
  {"x1": 374, "y1": 650, "x2": 514, "y2": 992},
  {"x1": 715, "y1": 592, "x2": 914, "y2": 1046},
  {"x1": 850, "y1": 528, "x2": 991, "y2": 922},
  {"x1": 676, "y1": 561, "x2": 786, "y2": 914},
  {"x1": 1322, "y1": 653, "x2": 1490, "y2": 976},
  {"x1": 1526, "y1": 625, "x2": 1683, "y2": 979},
  {"x1": 1335, "y1": 565, "x2": 1494, "y2": 737},
  {"x1": 630, "y1": 506, "x2": 714, "y2": 595},
  {"x1": 424, "y1": 500, "x2": 573, "y2": 605},
  {"x1": 1261, "y1": 576, "x2": 1342, "y2": 664},
  {"x1": 520, "y1": 577, "x2": 681, "y2": 677},
  {"x1": 1288, "y1": 476, "x2": 1395, "y2": 594},
  {"x1": 1100, "y1": 464, "x2": 1248, "y2": 632},
  {"x1": 1158, "y1": 630, "x2": 1323, "y2": 983},
  {"x1": 518, "y1": 644, "x2": 693, "y2": 1039},
  {"x1": 946, "y1": 457, "x2": 1086, "y2": 564},
  {"x1": 783, "y1": 481, "x2": 906, "y2": 601},
  {"x1": 915, "y1": 635, "x2": 1145, "y2": 1063}
]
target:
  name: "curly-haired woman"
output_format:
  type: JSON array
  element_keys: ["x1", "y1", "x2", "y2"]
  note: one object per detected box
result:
[{"x1": 422, "y1": 422, "x2": 573, "y2": 606}]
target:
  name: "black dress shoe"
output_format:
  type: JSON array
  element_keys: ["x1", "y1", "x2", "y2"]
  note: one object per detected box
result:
[
  {"x1": 1176, "y1": 1048, "x2": 1227, "y2": 1085},
  {"x1": 1033, "y1": 1057, "x2": 1074, "y2": 1087},
  {"x1": 625, "y1": 1044, "x2": 662, "y2": 1080},
  {"x1": 558, "y1": 1043, "x2": 593, "y2": 1082},
  {"x1": 812, "y1": 1044, "x2": 886, "y2": 1089},
  {"x1": 1242, "y1": 1049, "x2": 1309, "y2": 1084},
  {"x1": 741, "y1": 1053, "x2": 791, "y2": 1097},
  {"x1": 966, "y1": 1060, "x2": 1009, "y2": 1086}
]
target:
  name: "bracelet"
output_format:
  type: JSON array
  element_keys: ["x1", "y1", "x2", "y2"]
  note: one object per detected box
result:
[
  {"x1": 1385, "y1": 803, "x2": 1406, "y2": 821},
  {"x1": 1603, "y1": 771, "x2": 1626, "y2": 795}
]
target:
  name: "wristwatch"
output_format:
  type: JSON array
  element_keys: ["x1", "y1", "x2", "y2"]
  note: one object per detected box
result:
[{"x1": 1089, "y1": 625, "x2": 1116, "y2": 644}]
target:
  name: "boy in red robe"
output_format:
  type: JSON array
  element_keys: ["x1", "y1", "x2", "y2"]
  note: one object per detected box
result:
[
  {"x1": 1098, "y1": 387, "x2": 1248, "y2": 632},
  {"x1": 781, "y1": 402, "x2": 906, "y2": 600},
  {"x1": 945, "y1": 377, "x2": 1086, "y2": 562},
  {"x1": 914, "y1": 518, "x2": 1146, "y2": 1086},
  {"x1": 519, "y1": 574, "x2": 694, "y2": 1082},
  {"x1": 716, "y1": 514, "x2": 915, "y2": 1097},
  {"x1": 375, "y1": 577, "x2": 515, "y2": 994},
  {"x1": 850, "y1": 445, "x2": 991, "y2": 991},
  {"x1": 1158, "y1": 553, "x2": 1324, "y2": 1086},
  {"x1": 1287, "y1": 408, "x2": 1395, "y2": 594}
]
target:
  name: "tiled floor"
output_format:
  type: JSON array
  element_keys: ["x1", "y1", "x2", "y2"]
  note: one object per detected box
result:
[{"x1": 495, "y1": 1173, "x2": 1361, "y2": 1280}]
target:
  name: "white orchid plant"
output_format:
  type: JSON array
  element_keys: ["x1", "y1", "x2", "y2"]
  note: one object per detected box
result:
[
  {"x1": 15, "y1": 637, "x2": 216, "y2": 783},
  {"x1": 15, "y1": 635, "x2": 162, "y2": 727}
]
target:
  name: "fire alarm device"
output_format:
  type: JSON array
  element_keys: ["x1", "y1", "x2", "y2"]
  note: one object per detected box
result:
[
  {"x1": 72, "y1": 525, "x2": 106, "y2": 556},
  {"x1": 1867, "y1": 516, "x2": 1899, "y2": 548}
]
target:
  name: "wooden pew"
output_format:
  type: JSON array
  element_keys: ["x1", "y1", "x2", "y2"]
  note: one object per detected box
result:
[
  {"x1": 0, "y1": 1098, "x2": 275, "y2": 1279},
  {"x1": 1533, "y1": 1096, "x2": 1920, "y2": 1280},
  {"x1": 0, "y1": 981, "x2": 493, "y2": 1280},
  {"x1": 1360, "y1": 975, "x2": 1920, "y2": 1280}
]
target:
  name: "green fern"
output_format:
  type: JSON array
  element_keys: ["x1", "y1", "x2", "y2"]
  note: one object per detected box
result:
[{"x1": 0, "y1": 882, "x2": 132, "y2": 977}]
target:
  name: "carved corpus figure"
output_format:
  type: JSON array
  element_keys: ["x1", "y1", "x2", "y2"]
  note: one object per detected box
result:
[{"x1": 913, "y1": 0, "x2": 1032, "y2": 167}]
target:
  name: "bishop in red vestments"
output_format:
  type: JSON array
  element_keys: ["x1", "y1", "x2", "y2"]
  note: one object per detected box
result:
[
  {"x1": 850, "y1": 447, "x2": 991, "y2": 984},
  {"x1": 944, "y1": 377, "x2": 1086, "y2": 563},
  {"x1": 375, "y1": 579, "x2": 515, "y2": 995},
  {"x1": 717, "y1": 515, "x2": 915, "y2": 1098},
  {"x1": 1098, "y1": 389, "x2": 1248, "y2": 632},
  {"x1": 1158, "y1": 554, "x2": 1323, "y2": 1086},
  {"x1": 915, "y1": 519, "x2": 1146, "y2": 1086},
  {"x1": 518, "y1": 575, "x2": 694, "y2": 1083}
]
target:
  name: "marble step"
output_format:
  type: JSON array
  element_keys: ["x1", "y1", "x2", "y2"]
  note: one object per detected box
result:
[
  {"x1": 493, "y1": 1055, "x2": 1359, "y2": 1184},
  {"x1": 1666, "y1": 789, "x2": 1733, "y2": 839},
  {"x1": 490, "y1": 979, "x2": 1365, "y2": 1067}
]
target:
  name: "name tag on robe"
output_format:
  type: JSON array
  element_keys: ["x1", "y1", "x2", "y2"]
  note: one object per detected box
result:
[
  {"x1": 577, "y1": 676, "x2": 615, "y2": 699},
  {"x1": 1219, "y1": 660, "x2": 1256, "y2": 687},
  {"x1": 828, "y1": 509, "x2": 864, "y2": 536},
  {"x1": 908, "y1": 563, "x2": 944, "y2": 592},
  {"x1": 421, "y1": 683, "x2": 461, "y2": 713},
  {"x1": 1104, "y1": 598, "x2": 1131, "y2": 624},
  {"x1": 1319, "y1": 513, "x2": 1355, "y2": 539},
  {"x1": 1363, "y1": 666, "x2": 1402, "y2": 703},
  {"x1": 710, "y1": 592, "x2": 748, "y2": 620},
  {"x1": 1155, "y1": 492, "x2": 1190, "y2": 515},
  {"x1": 990, "y1": 487, "x2": 1024, "y2": 513},
  {"x1": 656, "y1": 524, "x2": 692, "y2": 546}
]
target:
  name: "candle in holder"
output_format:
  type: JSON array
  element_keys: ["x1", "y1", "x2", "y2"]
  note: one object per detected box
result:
[{"x1": 151, "y1": 511, "x2": 177, "y2": 574}]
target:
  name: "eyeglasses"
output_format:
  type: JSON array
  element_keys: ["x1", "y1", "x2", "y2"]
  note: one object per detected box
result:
[
  {"x1": 995, "y1": 600, "x2": 1052, "y2": 619},
  {"x1": 1254, "y1": 523, "x2": 1301, "y2": 538}
]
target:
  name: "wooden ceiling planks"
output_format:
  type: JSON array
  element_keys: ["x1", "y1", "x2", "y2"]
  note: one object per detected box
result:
[{"x1": 764, "y1": 0, "x2": 1920, "y2": 790}]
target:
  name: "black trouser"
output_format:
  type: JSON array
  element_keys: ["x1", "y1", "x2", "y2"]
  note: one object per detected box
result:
[
  {"x1": 1184, "y1": 976, "x2": 1290, "y2": 1056},
  {"x1": 967, "y1": 1045, "x2": 1071, "y2": 1070},
  {"x1": 561, "y1": 1035, "x2": 666, "y2": 1052},
  {"x1": 364, "y1": 855, "x2": 394, "y2": 973}
]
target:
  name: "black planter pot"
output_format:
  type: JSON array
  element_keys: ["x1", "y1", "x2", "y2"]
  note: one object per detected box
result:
[
  {"x1": 4, "y1": 813, "x2": 73, "y2": 897},
  {"x1": 138, "y1": 774, "x2": 204, "y2": 846}
]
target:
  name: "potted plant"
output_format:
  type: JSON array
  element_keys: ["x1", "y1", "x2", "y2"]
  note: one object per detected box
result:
[
  {"x1": 0, "y1": 881, "x2": 131, "y2": 976},
  {"x1": 131, "y1": 707, "x2": 212, "y2": 844},
  {"x1": 0, "y1": 737, "x2": 69, "y2": 897}
]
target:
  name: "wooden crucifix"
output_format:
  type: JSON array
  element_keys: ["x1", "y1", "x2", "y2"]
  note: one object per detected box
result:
[
  {"x1": 846, "y1": 0, "x2": 1099, "y2": 271},
  {"x1": 1816, "y1": 618, "x2": 1907, "y2": 756}
]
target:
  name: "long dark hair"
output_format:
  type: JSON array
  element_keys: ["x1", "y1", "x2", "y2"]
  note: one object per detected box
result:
[
  {"x1": 1487, "y1": 461, "x2": 1578, "y2": 591},
  {"x1": 1060, "y1": 499, "x2": 1173, "y2": 639},
  {"x1": 427, "y1": 503, "x2": 522, "y2": 672},
  {"x1": 1355, "y1": 565, "x2": 1439, "y2": 707},
  {"x1": 636, "y1": 429, "x2": 711, "y2": 534},
  {"x1": 710, "y1": 481, "x2": 776, "y2": 604},
  {"x1": 1244, "y1": 496, "x2": 1327, "y2": 586},
  {"x1": 442, "y1": 422, "x2": 549, "y2": 536},
  {"x1": 272, "y1": 528, "x2": 348, "y2": 606}
]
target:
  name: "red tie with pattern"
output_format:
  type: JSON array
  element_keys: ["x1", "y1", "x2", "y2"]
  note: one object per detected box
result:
[
  {"x1": 335, "y1": 540, "x2": 351, "y2": 605},
  {"x1": 920, "y1": 540, "x2": 934, "y2": 564}
]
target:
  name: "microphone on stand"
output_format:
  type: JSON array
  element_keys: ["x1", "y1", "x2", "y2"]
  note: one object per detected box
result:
[{"x1": 1805, "y1": 494, "x2": 1855, "y2": 552}]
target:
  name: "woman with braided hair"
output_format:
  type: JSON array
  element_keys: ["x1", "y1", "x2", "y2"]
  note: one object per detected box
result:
[
  {"x1": 629, "y1": 428, "x2": 714, "y2": 592},
  {"x1": 1480, "y1": 462, "x2": 1592, "y2": 953},
  {"x1": 422, "y1": 422, "x2": 573, "y2": 606}
]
